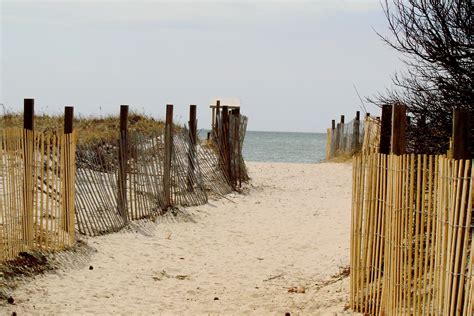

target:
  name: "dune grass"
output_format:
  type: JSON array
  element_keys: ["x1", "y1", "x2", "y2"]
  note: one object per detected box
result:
[{"x1": 0, "y1": 111, "x2": 168, "y2": 145}]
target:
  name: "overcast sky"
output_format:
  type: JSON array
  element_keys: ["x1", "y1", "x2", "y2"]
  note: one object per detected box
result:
[{"x1": 0, "y1": 0, "x2": 403, "y2": 132}]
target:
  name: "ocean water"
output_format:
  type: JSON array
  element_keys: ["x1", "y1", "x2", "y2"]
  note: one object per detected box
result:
[
  {"x1": 243, "y1": 131, "x2": 327, "y2": 163},
  {"x1": 200, "y1": 130, "x2": 327, "y2": 163}
]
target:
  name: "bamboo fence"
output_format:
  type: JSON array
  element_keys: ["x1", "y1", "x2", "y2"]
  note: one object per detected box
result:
[
  {"x1": 0, "y1": 128, "x2": 76, "y2": 262},
  {"x1": 351, "y1": 153, "x2": 473, "y2": 315}
]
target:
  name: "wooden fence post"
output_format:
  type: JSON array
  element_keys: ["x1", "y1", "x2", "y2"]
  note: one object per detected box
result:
[
  {"x1": 187, "y1": 105, "x2": 197, "y2": 191},
  {"x1": 24, "y1": 99, "x2": 34, "y2": 130},
  {"x1": 23, "y1": 98, "x2": 34, "y2": 247},
  {"x1": 189, "y1": 105, "x2": 197, "y2": 146},
  {"x1": 221, "y1": 106, "x2": 232, "y2": 185},
  {"x1": 64, "y1": 107, "x2": 74, "y2": 134},
  {"x1": 163, "y1": 104, "x2": 173, "y2": 209},
  {"x1": 379, "y1": 104, "x2": 392, "y2": 155},
  {"x1": 63, "y1": 106, "x2": 74, "y2": 237},
  {"x1": 118, "y1": 105, "x2": 129, "y2": 221},
  {"x1": 339, "y1": 115, "x2": 345, "y2": 153},
  {"x1": 353, "y1": 111, "x2": 360, "y2": 154},
  {"x1": 452, "y1": 109, "x2": 470, "y2": 160},
  {"x1": 214, "y1": 100, "x2": 221, "y2": 139},
  {"x1": 330, "y1": 120, "x2": 336, "y2": 158},
  {"x1": 391, "y1": 103, "x2": 407, "y2": 155},
  {"x1": 335, "y1": 123, "x2": 341, "y2": 154},
  {"x1": 234, "y1": 108, "x2": 241, "y2": 187}
]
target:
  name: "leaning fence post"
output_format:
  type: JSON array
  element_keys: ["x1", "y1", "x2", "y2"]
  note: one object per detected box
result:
[
  {"x1": 63, "y1": 106, "x2": 75, "y2": 239},
  {"x1": 117, "y1": 105, "x2": 129, "y2": 222},
  {"x1": 23, "y1": 98, "x2": 34, "y2": 248},
  {"x1": 391, "y1": 103, "x2": 407, "y2": 155},
  {"x1": 379, "y1": 104, "x2": 392, "y2": 155},
  {"x1": 452, "y1": 109, "x2": 470, "y2": 160},
  {"x1": 163, "y1": 104, "x2": 173, "y2": 210},
  {"x1": 187, "y1": 105, "x2": 197, "y2": 191}
]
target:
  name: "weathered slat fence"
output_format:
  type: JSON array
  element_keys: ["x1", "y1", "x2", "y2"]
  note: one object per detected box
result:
[
  {"x1": 1, "y1": 99, "x2": 249, "y2": 259},
  {"x1": 326, "y1": 111, "x2": 367, "y2": 160},
  {"x1": 350, "y1": 105, "x2": 473, "y2": 315},
  {"x1": 74, "y1": 103, "x2": 249, "y2": 236},
  {"x1": 0, "y1": 100, "x2": 76, "y2": 262},
  {"x1": 212, "y1": 104, "x2": 249, "y2": 189}
]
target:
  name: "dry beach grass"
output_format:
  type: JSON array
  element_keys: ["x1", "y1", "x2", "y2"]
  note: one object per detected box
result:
[
  {"x1": 2, "y1": 162, "x2": 353, "y2": 315},
  {"x1": 0, "y1": 111, "x2": 167, "y2": 144}
]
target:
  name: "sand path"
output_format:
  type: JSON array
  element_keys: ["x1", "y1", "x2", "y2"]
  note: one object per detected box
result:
[{"x1": 5, "y1": 162, "x2": 353, "y2": 315}]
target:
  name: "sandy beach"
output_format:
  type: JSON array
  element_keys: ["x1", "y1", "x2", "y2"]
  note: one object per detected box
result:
[{"x1": 4, "y1": 162, "x2": 353, "y2": 315}]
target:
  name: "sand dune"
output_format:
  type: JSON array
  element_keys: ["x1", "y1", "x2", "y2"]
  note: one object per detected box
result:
[{"x1": 4, "y1": 162, "x2": 353, "y2": 315}]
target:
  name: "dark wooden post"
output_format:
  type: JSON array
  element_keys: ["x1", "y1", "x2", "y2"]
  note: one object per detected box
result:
[
  {"x1": 63, "y1": 106, "x2": 74, "y2": 234},
  {"x1": 211, "y1": 107, "x2": 215, "y2": 133},
  {"x1": 187, "y1": 105, "x2": 197, "y2": 191},
  {"x1": 452, "y1": 109, "x2": 470, "y2": 160},
  {"x1": 24, "y1": 99, "x2": 34, "y2": 130},
  {"x1": 221, "y1": 106, "x2": 232, "y2": 185},
  {"x1": 189, "y1": 105, "x2": 197, "y2": 145},
  {"x1": 163, "y1": 104, "x2": 173, "y2": 209},
  {"x1": 329, "y1": 119, "x2": 336, "y2": 158},
  {"x1": 23, "y1": 98, "x2": 34, "y2": 247},
  {"x1": 64, "y1": 106, "x2": 74, "y2": 134},
  {"x1": 366, "y1": 113, "x2": 370, "y2": 118},
  {"x1": 339, "y1": 115, "x2": 345, "y2": 153},
  {"x1": 391, "y1": 103, "x2": 407, "y2": 155},
  {"x1": 379, "y1": 104, "x2": 392, "y2": 155},
  {"x1": 117, "y1": 105, "x2": 129, "y2": 221},
  {"x1": 234, "y1": 108, "x2": 241, "y2": 187},
  {"x1": 335, "y1": 123, "x2": 341, "y2": 154},
  {"x1": 214, "y1": 100, "x2": 221, "y2": 139},
  {"x1": 353, "y1": 111, "x2": 360, "y2": 153}
]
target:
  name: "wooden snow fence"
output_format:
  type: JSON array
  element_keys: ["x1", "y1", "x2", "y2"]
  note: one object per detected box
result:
[
  {"x1": 326, "y1": 111, "x2": 367, "y2": 160},
  {"x1": 361, "y1": 116, "x2": 380, "y2": 155},
  {"x1": 0, "y1": 128, "x2": 76, "y2": 262},
  {"x1": 351, "y1": 153, "x2": 474, "y2": 315},
  {"x1": 75, "y1": 104, "x2": 247, "y2": 236},
  {"x1": 212, "y1": 106, "x2": 249, "y2": 189}
]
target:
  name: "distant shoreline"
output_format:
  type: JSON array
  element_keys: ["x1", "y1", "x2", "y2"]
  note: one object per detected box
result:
[{"x1": 199, "y1": 129, "x2": 327, "y2": 135}]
